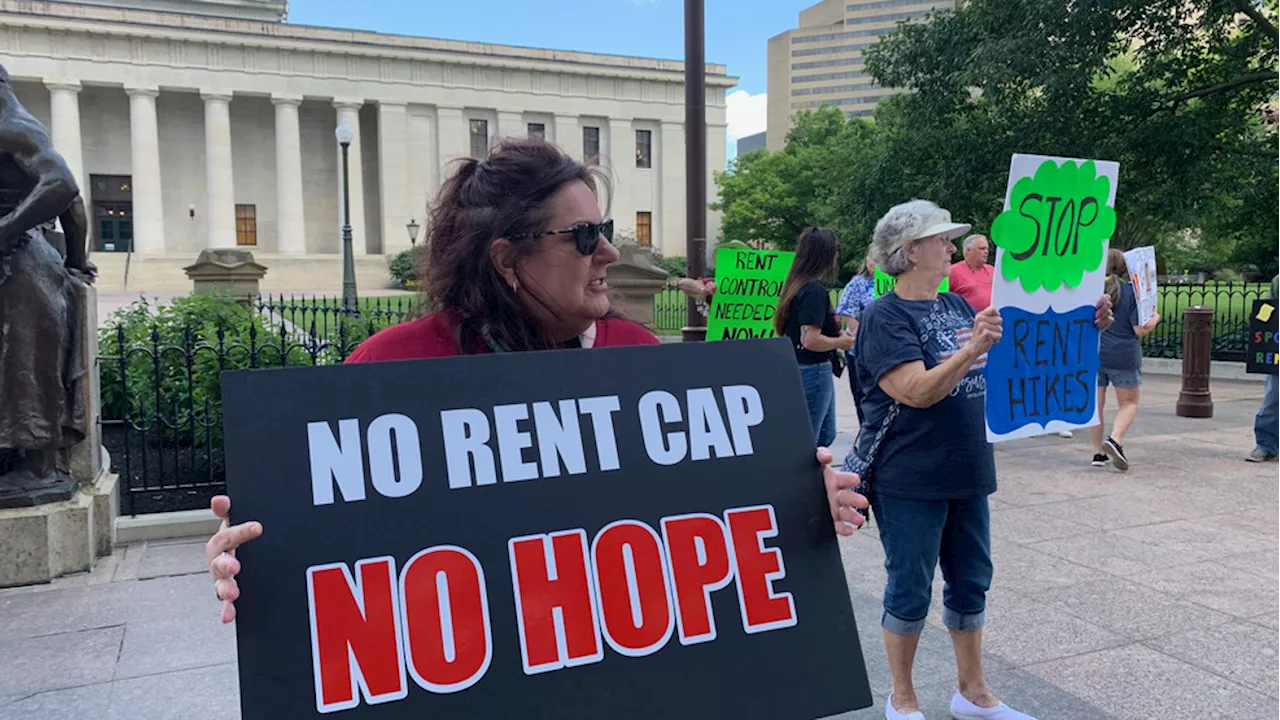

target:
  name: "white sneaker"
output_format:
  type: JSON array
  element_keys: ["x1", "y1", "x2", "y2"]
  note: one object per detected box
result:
[
  {"x1": 950, "y1": 690, "x2": 1036, "y2": 720},
  {"x1": 886, "y1": 692, "x2": 926, "y2": 720},
  {"x1": 1056, "y1": 430, "x2": 1074, "y2": 438}
]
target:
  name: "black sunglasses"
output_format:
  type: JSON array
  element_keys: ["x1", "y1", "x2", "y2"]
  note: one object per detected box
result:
[{"x1": 509, "y1": 219, "x2": 613, "y2": 256}]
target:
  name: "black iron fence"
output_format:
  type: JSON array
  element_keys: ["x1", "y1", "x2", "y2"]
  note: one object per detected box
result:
[
  {"x1": 100, "y1": 295, "x2": 413, "y2": 515},
  {"x1": 1138, "y1": 281, "x2": 1269, "y2": 362},
  {"x1": 100, "y1": 282, "x2": 1265, "y2": 514}
]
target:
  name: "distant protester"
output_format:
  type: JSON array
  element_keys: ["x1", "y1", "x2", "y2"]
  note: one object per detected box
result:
[
  {"x1": 1089, "y1": 248, "x2": 1160, "y2": 471},
  {"x1": 1247, "y1": 273, "x2": 1278, "y2": 462},
  {"x1": 948, "y1": 234, "x2": 993, "y2": 312},
  {"x1": 774, "y1": 226, "x2": 851, "y2": 448},
  {"x1": 836, "y1": 250, "x2": 876, "y2": 424}
]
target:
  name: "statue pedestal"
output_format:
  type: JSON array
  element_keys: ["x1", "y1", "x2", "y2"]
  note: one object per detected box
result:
[
  {"x1": 0, "y1": 460, "x2": 118, "y2": 588},
  {"x1": 184, "y1": 248, "x2": 268, "y2": 300},
  {"x1": 606, "y1": 245, "x2": 670, "y2": 329},
  {"x1": 0, "y1": 281, "x2": 119, "y2": 587}
]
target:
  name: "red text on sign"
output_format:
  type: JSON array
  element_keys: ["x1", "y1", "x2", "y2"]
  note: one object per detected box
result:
[{"x1": 305, "y1": 504, "x2": 796, "y2": 712}]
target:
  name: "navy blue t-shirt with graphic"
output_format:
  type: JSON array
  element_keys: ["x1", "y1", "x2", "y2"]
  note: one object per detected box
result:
[{"x1": 847, "y1": 291, "x2": 996, "y2": 499}]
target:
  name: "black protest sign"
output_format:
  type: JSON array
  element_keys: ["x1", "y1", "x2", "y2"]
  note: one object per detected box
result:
[
  {"x1": 223, "y1": 338, "x2": 871, "y2": 719},
  {"x1": 1247, "y1": 298, "x2": 1278, "y2": 375}
]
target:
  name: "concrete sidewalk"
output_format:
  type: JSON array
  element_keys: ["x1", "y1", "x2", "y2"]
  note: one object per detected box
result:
[{"x1": 0, "y1": 375, "x2": 1275, "y2": 719}]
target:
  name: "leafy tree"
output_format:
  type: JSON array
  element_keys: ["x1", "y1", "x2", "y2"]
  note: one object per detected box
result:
[
  {"x1": 862, "y1": 0, "x2": 1278, "y2": 274},
  {"x1": 712, "y1": 106, "x2": 870, "y2": 253}
]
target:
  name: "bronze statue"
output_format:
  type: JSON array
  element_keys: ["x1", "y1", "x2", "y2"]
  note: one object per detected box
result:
[{"x1": 0, "y1": 62, "x2": 97, "y2": 507}]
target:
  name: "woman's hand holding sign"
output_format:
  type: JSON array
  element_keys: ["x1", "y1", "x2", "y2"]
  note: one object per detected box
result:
[
  {"x1": 970, "y1": 306, "x2": 1003, "y2": 355},
  {"x1": 819, "y1": 447, "x2": 867, "y2": 536},
  {"x1": 207, "y1": 494, "x2": 261, "y2": 624}
]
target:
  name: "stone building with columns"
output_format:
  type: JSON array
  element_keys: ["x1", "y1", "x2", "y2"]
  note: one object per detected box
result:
[{"x1": 0, "y1": 0, "x2": 733, "y2": 292}]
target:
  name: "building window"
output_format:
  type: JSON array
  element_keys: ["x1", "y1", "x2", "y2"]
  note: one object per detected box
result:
[
  {"x1": 469, "y1": 119, "x2": 489, "y2": 158},
  {"x1": 235, "y1": 204, "x2": 257, "y2": 246},
  {"x1": 635, "y1": 211, "x2": 652, "y2": 247},
  {"x1": 583, "y1": 126, "x2": 600, "y2": 160},
  {"x1": 635, "y1": 130, "x2": 652, "y2": 169},
  {"x1": 528, "y1": 123, "x2": 546, "y2": 140}
]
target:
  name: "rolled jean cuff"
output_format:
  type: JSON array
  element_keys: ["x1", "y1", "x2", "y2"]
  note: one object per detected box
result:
[
  {"x1": 942, "y1": 606, "x2": 986, "y2": 632},
  {"x1": 881, "y1": 608, "x2": 927, "y2": 636}
]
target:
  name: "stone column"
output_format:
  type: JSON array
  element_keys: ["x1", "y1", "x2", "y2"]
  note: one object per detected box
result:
[
  {"x1": 497, "y1": 110, "x2": 524, "y2": 141},
  {"x1": 607, "y1": 117, "x2": 634, "y2": 240},
  {"x1": 46, "y1": 80, "x2": 84, "y2": 193},
  {"x1": 333, "y1": 99, "x2": 367, "y2": 255},
  {"x1": 435, "y1": 105, "x2": 466, "y2": 169},
  {"x1": 659, "y1": 120, "x2": 685, "y2": 258},
  {"x1": 126, "y1": 86, "x2": 165, "y2": 254},
  {"x1": 201, "y1": 92, "x2": 236, "y2": 249},
  {"x1": 272, "y1": 95, "x2": 307, "y2": 254},
  {"x1": 706, "y1": 122, "x2": 727, "y2": 266},
  {"x1": 377, "y1": 101, "x2": 411, "y2": 255},
  {"x1": 554, "y1": 113, "x2": 579, "y2": 160}
]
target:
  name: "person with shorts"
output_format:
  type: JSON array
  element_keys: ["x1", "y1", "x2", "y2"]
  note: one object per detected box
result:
[{"x1": 1090, "y1": 248, "x2": 1160, "y2": 471}]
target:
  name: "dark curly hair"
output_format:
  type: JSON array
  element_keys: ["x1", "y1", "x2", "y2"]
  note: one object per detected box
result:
[{"x1": 419, "y1": 137, "x2": 612, "y2": 353}]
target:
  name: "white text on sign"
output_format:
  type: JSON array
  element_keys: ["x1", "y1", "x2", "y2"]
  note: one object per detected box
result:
[{"x1": 307, "y1": 385, "x2": 766, "y2": 503}]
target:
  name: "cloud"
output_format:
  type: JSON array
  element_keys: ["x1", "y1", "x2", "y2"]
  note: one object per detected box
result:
[
  {"x1": 725, "y1": 90, "x2": 767, "y2": 163},
  {"x1": 725, "y1": 90, "x2": 767, "y2": 143}
]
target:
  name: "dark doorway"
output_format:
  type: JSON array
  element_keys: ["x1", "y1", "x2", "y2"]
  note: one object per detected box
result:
[{"x1": 90, "y1": 174, "x2": 134, "y2": 252}]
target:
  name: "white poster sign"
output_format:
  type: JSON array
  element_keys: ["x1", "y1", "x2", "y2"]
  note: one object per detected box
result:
[
  {"x1": 1123, "y1": 246, "x2": 1158, "y2": 325},
  {"x1": 984, "y1": 154, "x2": 1120, "y2": 442}
]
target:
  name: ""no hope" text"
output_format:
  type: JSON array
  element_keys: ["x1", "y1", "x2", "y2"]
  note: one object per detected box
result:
[{"x1": 305, "y1": 506, "x2": 795, "y2": 713}]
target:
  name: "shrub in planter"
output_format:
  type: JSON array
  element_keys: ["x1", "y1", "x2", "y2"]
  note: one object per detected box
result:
[
  {"x1": 98, "y1": 292, "x2": 301, "y2": 450},
  {"x1": 388, "y1": 245, "x2": 425, "y2": 288}
]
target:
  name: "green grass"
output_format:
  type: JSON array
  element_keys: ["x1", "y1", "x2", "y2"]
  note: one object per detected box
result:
[{"x1": 1155, "y1": 281, "x2": 1269, "y2": 323}]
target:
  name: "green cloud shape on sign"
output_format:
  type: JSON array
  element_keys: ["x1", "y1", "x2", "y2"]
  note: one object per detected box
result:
[{"x1": 991, "y1": 159, "x2": 1116, "y2": 293}]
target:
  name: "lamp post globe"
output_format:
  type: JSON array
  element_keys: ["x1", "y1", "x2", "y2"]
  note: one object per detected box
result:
[
  {"x1": 335, "y1": 120, "x2": 358, "y2": 312},
  {"x1": 406, "y1": 218, "x2": 420, "y2": 247}
]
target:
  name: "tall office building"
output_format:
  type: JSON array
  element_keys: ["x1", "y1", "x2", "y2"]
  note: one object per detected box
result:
[{"x1": 766, "y1": 0, "x2": 954, "y2": 150}]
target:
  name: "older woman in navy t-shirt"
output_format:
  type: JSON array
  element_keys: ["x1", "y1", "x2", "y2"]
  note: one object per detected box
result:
[{"x1": 845, "y1": 200, "x2": 1112, "y2": 720}]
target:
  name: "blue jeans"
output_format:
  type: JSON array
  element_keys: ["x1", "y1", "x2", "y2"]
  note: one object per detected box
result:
[
  {"x1": 798, "y1": 361, "x2": 836, "y2": 448},
  {"x1": 871, "y1": 493, "x2": 993, "y2": 636},
  {"x1": 1256, "y1": 374, "x2": 1278, "y2": 455}
]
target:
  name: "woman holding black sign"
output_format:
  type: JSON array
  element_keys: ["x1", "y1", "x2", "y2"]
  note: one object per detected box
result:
[
  {"x1": 773, "y1": 227, "x2": 854, "y2": 448},
  {"x1": 204, "y1": 138, "x2": 871, "y2": 623},
  {"x1": 847, "y1": 200, "x2": 1113, "y2": 720}
]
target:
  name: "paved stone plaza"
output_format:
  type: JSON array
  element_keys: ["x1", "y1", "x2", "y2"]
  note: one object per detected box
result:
[{"x1": 0, "y1": 374, "x2": 1275, "y2": 719}]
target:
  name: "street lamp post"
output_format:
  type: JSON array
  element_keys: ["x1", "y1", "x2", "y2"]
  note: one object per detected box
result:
[
  {"x1": 406, "y1": 218, "x2": 420, "y2": 247},
  {"x1": 682, "y1": 0, "x2": 708, "y2": 343},
  {"x1": 335, "y1": 120, "x2": 358, "y2": 312}
]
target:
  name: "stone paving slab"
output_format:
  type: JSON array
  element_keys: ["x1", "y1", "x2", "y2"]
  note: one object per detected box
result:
[
  {"x1": 0, "y1": 682, "x2": 112, "y2": 720},
  {"x1": 0, "y1": 374, "x2": 1273, "y2": 719}
]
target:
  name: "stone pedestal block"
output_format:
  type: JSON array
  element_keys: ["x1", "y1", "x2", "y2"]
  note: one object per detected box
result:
[
  {"x1": 68, "y1": 282, "x2": 102, "y2": 484},
  {"x1": 607, "y1": 245, "x2": 670, "y2": 329},
  {"x1": 0, "y1": 468, "x2": 118, "y2": 588},
  {"x1": 183, "y1": 249, "x2": 268, "y2": 299}
]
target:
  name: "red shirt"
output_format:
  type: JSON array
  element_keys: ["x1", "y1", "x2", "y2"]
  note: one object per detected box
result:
[
  {"x1": 345, "y1": 309, "x2": 659, "y2": 363},
  {"x1": 948, "y1": 260, "x2": 994, "y2": 312}
]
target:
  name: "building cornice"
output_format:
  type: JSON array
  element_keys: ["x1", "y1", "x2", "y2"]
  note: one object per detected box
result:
[{"x1": 0, "y1": 0, "x2": 736, "y2": 86}]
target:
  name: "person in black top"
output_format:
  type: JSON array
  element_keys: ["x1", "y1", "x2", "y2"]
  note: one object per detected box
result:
[{"x1": 773, "y1": 227, "x2": 852, "y2": 447}]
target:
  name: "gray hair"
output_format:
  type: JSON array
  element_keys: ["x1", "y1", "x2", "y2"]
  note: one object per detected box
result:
[{"x1": 871, "y1": 199, "x2": 947, "y2": 277}]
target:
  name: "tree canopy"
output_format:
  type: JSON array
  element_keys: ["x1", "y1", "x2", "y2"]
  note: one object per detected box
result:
[{"x1": 714, "y1": 0, "x2": 1278, "y2": 279}]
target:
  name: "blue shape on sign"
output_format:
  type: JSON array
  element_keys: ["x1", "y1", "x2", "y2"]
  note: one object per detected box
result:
[{"x1": 985, "y1": 305, "x2": 1099, "y2": 436}]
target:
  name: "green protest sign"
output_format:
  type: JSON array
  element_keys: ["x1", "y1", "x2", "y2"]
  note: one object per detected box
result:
[
  {"x1": 990, "y1": 158, "x2": 1115, "y2": 293},
  {"x1": 873, "y1": 268, "x2": 949, "y2": 297},
  {"x1": 706, "y1": 248, "x2": 795, "y2": 341}
]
